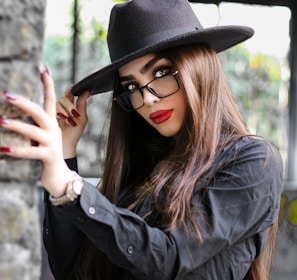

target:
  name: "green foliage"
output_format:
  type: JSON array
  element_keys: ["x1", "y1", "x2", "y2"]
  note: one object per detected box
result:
[
  {"x1": 42, "y1": 36, "x2": 72, "y2": 97},
  {"x1": 42, "y1": 0, "x2": 110, "y2": 97},
  {"x1": 220, "y1": 46, "x2": 283, "y2": 145}
]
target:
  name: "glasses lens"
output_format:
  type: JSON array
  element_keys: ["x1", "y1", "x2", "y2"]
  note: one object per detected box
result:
[
  {"x1": 116, "y1": 72, "x2": 179, "y2": 112},
  {"x1": 130, "y1": 90, "x2": 144, "y2": 110},
  {"x1": 116, "y1": 90, "x2": 143, "y2": 112},
  {"x1": 149, "y1": 74, "x2": 179, "y2": 97}
]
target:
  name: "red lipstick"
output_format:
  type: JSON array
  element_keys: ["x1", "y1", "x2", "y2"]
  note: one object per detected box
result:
[{"x1": 149, "y1": 110, "x2": 173, "y2": 124}]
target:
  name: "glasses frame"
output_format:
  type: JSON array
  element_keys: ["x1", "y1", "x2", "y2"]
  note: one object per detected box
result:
[{"x1": 114, "y1": 70, "x2": 179, "y2": 112}]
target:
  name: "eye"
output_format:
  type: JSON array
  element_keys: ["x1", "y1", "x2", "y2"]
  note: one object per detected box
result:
[
  {"x1": 155, "y1": 66, "x2": 173, "y2": 78},
  {"x1": 123, "y1": 82, "x2": 138, "y2": 92}
]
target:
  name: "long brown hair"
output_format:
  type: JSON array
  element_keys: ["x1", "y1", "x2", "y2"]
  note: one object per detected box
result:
[{"x1": 74, "y1": 45, "x2": 277, "y2": 279}]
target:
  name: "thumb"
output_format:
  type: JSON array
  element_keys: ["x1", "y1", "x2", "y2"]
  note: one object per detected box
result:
[{"x1": 76, "y1": 90, "x2": 90, "y2": 117}]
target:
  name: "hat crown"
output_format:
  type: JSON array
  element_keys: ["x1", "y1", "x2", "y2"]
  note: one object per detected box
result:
[
  {"x1": 71, "y1": 0, "x2": 253, "y2": 96},
  {"x1": 107, "y1": 0, "x2": 203, "y2": 62}
]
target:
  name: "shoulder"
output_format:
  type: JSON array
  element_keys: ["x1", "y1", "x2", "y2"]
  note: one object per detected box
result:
[
  {"x1": 217, "y1": 136, "x2": 282, "y2": 171},
  {"x1": 203, "y1": 136, "x2": 283, "y2": 192},
  {"x1": 193, "y1": 136, "x2": 283, "y2": 225}
]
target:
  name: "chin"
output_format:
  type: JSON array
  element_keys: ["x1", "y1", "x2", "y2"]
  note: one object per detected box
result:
[{"x1": 156, "y1": 127, "x2": 179, "y2": 138}]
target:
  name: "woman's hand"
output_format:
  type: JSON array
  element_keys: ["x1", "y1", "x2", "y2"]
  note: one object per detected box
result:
[
  {"x1": 56, "y1": 85, "x2": 89, "y2": 158},
  {"x1": 0, "y1": 70, "x2": 83, "y2": 197}
]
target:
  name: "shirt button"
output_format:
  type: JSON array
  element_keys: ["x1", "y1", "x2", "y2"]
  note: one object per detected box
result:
[
  {"x1": 89, "y1": 206, "x2": 96, "y2": 215},
  {"x1": 127, "y1": 245, "x2": 134, "y2": 254}
]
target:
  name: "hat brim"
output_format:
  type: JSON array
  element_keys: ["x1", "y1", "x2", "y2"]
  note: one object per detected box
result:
[{"x1": 71, "y1": 25, "x2": 254, "y2": 96}]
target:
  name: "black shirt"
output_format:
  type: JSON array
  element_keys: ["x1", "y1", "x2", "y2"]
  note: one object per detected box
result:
[{"x1": 43, "y1": 137, "x2": 283, "y2": 279}]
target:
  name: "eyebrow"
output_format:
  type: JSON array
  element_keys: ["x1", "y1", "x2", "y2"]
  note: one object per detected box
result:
[
  {"x1": 140, "y1": 55, "x2": 162, "y2": 74},
  {"x1": 119, "y1": 55, "x2": 163, "y2": 82}
]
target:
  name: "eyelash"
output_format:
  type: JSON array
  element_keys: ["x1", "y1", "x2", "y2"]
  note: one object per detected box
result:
[
  {"x1": 155, "y1": 65, "x2": 173, "y2": 77},
  {"x1": 124, "y1": 65, "x2": 174, "y2": 91}
]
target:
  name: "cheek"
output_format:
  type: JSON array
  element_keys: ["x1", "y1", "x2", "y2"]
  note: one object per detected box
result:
[
  {"x1": 135, "y1": 90, "x2": 188, "y2": 135},
  {"x1": 175, "y1": 90, "x2": 188, "y2": 118},
  {"x1": 135, "y1": 108, "x2": 147, "y2": 121}
]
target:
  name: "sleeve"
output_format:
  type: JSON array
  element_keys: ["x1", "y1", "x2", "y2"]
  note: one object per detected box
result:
[
  {"x1": 64, "y1": 157, "x2": 78, "y2": 172},
  {"x1": 45, "y1": 138, "x2": 283, "y2": 279},
  {"x1": 43, "y1": 157, "x2": 83, "y2": 280}
]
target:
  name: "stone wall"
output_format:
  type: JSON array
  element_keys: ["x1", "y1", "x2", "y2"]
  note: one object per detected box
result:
[{"x1": 0, "y1": 0, "x2": 46, "y2": 279}]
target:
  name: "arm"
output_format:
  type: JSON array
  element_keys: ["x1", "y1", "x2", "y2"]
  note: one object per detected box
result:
[
  {"x1": 43, "y1": 158, "x2": 83, "y2": 280},
  {"x1": 49, "y1": 138, "x2": 282, "y2": 279},
  {"x1": 0, "y1": 71, "x2": 89, "y2": 279}
]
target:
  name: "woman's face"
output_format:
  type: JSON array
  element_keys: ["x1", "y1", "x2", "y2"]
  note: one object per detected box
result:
[{"x1": 118, "y1": 54, "x2": 187, "y2": 137}]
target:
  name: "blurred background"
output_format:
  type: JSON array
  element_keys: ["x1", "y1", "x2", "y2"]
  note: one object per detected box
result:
[{"x1": 41, "y1": 0, "x2": 296, "y2": 279}]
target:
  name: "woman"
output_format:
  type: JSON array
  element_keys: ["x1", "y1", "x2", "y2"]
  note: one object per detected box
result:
[{"x1": 0, "y1": 0, "x2": 283, "y2": 279}]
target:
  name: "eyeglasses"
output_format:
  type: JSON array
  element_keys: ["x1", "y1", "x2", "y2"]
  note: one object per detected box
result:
[{"x1": 114, "y1": 71, "x2": 179, "y2": 112}]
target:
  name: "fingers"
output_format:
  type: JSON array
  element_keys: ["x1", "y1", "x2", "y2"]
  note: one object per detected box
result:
[
  {"x1": 57, "y1": 85, "x2": 75, "y2": 115},
  {"x1": 60, "y1": 86, "x2": 89, "y2": 116},
  {"x1": 56, "y1": 96, "x2": 76, "y2": 117},
  {"x1": 42, "y1": 69, "x2": 57, "y2": 118},
  {"x1": 56, "y1": 87, "x2": 90, "y2": 126},
  {"x1": 0, "y1": 145, "x2": 49, "y2": 161},
  {"x1": 2, "y1": 91, "x2": 54, "y2": 130},
  {"x1": 2, "y1": 70, "x2": 58, "y2": 131},
  {"x1": 76, "y1": 90, "x2": 90, "y2": 117},
  {"x1": 0, "y1": 115, "x2": 63, "y2": 164},
  {"x1": 0, "y1": 117, "x2": 57, "y2": 146}
]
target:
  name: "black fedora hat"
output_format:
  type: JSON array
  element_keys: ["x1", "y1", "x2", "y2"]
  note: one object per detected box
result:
[{"x1": 71, "y1": 0, "x2": 254, "y2": 96}]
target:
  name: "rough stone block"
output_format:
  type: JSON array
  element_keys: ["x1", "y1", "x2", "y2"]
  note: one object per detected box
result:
[{"x1": 0, "y1": 182, "x2": 41, "y2": 280}]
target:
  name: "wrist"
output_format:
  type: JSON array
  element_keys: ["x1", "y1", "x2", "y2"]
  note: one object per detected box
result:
[
  {"x1": 62, "y1": 139, "x2": 79, "y2": 159},
  {"x1": 49, "y1": 171, "x2": 84, "y2": 206},
  {"x1": 63, "y1": 147, "x2": 77, "y2": 159},
  {"x1": 41, "y1": 160, "x2": 74, "y2": 197}
]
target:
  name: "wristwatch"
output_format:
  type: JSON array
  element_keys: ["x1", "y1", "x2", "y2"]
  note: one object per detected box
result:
[{"x1": 49, "y1": 171, "x2": 84, "y2": 206}]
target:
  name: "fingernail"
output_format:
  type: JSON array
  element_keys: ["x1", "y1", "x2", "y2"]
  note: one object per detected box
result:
[
  {"x1": 67, "y1": 117, "x2": 77, "y2": 127},
  {"x1": 0, "y1": 146, "x2": 12, "y2": 153},
  {"x1": 57, "y1": 112, "x2": 67, "y2": 119},
  {"x1": 0, "y1": 116, "x2": 9, "y2": 125},
  {"x1": 2, "y1": 90, "x2": 17, "y2": 101},
  {"x1": 71, "y1": 109, "x2": 80, "y2": 118},
  {"x1": 40, "y1": 63, "x2": 50, "y2": 76}
]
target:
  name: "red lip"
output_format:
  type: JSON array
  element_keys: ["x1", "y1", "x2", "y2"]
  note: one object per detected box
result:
[{"x1": 149, "y1": 110, "x2": 173, "y2": 124}]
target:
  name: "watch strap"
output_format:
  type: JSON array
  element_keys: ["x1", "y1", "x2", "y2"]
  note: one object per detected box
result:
[{"x1": 49, "y1": 171, "x2": 84, "y2": 206}]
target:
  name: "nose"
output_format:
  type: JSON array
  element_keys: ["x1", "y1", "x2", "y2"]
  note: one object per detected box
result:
[{"x1": 142, "y1": 86, "x2": 160, "y2": 105}]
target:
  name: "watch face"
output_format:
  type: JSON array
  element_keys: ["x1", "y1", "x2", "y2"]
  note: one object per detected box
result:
[{"x1": 73, "y1": 179, "x2": 84, "y2": 195}]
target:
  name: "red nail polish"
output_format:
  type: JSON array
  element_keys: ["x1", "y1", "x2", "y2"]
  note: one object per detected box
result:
[
  {"x1": 44, "y1": 66, "x2": 50, "y2": 76},
  {"x1": 0, "y1": 116, "x2": 9, "y2": 125},
  {"x1": 67, "y1": 117, "x2": 77, "y2": 127},
  {"x1": 57, "y1": 112, "x2": 67, "y2": 119},
  {"x1": 0, "y1": 146, "x2": 12, "y2": 153},
  {"x1": 71, "y1": 109, "x2": 80, "y2": 118},
  {"x1": 2, "y1": 91, "x2": 16, "y2": 101},
  {"x1": 40, "y1": 63, "x2": 50, "y2": 76}
]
